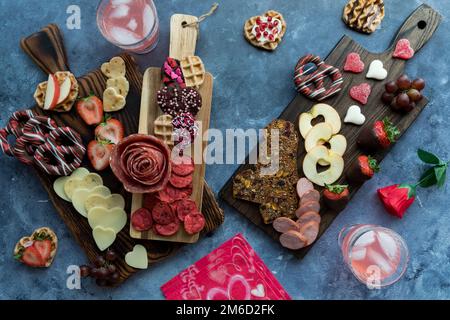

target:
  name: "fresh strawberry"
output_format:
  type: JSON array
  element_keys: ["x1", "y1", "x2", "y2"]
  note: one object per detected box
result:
[
  {"x1": 87, "y1": 139, "x2": 115, "y2": 171},
  {"x1": 323, "y1": 184, "x2": 349, "y2": 211},
  {"x1": 95, "y1": 116, "x2": 125, "y2": 145},
  {"x1": 20, "y1": 246, "x2": 45, "y2": 267},
  {"x1": 76, "y1": 94, "x2": 103, "y2": 125},
  {"x1": 33, "y1": 239, "x2": 52, "y2": 262}
]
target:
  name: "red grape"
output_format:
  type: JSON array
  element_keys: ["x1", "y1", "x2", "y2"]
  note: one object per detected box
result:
[
  {"x1": 80, "y1": 265, "x2": 91, "y2": 278},
  {"x1": 412, "y1": 78, "x2": 425, "y2": 91},
  {"x1": 407, "y1": 89, "x2": 422, "y2": 102},
  {"x1": 396, "y1": 93, "x2": 410, "y2": 108},
  {"x1": 105, "y1": 249, "x2": 117, "y2": 262},
  {"x1": 90, "y1": 268, "x2": 100, "y2": 278},
  {"x1": 385, "y1": 81, "x2": 398, "y2": 93},
  {"x1": 390, "y1": 97, "x2": 402, "y2": 111},
  {"x1": 94, "y1": 255, "x2": 106, "y2": 267},
  {"x1": 403, "y1": 101, "x2": 416, "y2": 112},
  {"x1": 110, "y1": 272, "x2": 120, "y2": 283},
  {"x1": 382, "y1": 92, "x2": 395, "y2": 104},
  {"x1": 397, "y1": 75, "x2": 411, "y2": 90},
  {"x1": 96, "y1": 278, "x2": 109, "y2": 287},
  {"x1": 97, "y1": 267, "x2": 109, "y2": 279},
  {"x1": 107, "y1": 264, "x2": 117, "y2": 274}
]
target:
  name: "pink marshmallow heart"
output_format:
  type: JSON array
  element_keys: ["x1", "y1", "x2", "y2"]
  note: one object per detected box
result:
[
  {"x1": 393, "y1": 39, "x2": 414, "y2": 60},
  {"x1": 344, "y1": 52, "x2": 365, "y2": 73},
  {"x1": 350, "y1": 83, "x2": 372, "y2": 105}
]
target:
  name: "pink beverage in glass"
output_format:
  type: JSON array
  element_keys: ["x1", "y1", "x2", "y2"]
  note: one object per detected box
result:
[
  {"x1": 338, "y1": 224, "x2": 409, "y2": 288},
  {"x1": 97, "y1": 0, "x2": 160, "y2": 54}
]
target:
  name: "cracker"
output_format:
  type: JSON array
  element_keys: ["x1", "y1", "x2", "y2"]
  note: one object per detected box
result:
[
  {"x1": 107, "y1": 76, "x2": 130, "y2": 97},
  {"x1": 103, "y1": 87, "x2": 126, "y2": 112},
  {"x1": 101, "y1": 57, "x2": 126, "y2": 79}
]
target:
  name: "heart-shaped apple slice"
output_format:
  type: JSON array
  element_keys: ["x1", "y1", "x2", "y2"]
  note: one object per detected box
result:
[
  {"x1": 299, "y1": 103, "x2": 341, "y2": 138},
  {"x1": 303, "y1": 145, "x2": 344, "y2": 186}
]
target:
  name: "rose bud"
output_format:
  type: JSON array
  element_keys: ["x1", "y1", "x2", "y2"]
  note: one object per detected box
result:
[
  {"x1": 357, "y1": 118, "x2": 400, "y2": 151},
  {"x1": 377, "y1": 184, "x2": 416, "y2": 219},
  {"x1": 323, "y1": 184, "x2": 349, "y2": 212}
]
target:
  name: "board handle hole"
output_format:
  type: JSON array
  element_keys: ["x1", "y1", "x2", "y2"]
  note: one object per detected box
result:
[
  {"x1": 181, "y1": 21, "x2": 187, "y2": 27},
  {"x1": 418, "y1": 20, "x2": 427, "y2": 29}
]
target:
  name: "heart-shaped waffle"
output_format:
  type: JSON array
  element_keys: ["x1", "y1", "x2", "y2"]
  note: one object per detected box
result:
[
  {"x1": 244, "y1": 10, "x2": 286, "y2": 51},
  {"x1": 14, "y1": 227, "x2": 58, "y2": 268}
]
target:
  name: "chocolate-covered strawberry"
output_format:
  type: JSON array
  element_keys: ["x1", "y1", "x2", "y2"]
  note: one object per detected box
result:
[
  {"x1": 357, "y1": 118, "x2": 400, "y2": 150},
  {"x1": 323, "y1": 184, "x2": 349, "y2": 212},
  {"x1": 347, "y1": 155, "x2": 380, "y2": 183}
]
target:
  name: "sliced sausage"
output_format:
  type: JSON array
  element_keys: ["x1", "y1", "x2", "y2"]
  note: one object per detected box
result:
[
  {"x1": 297, "y1": 211, "x2": 321, "y2": 226},
  {"x1": 295, "y1": 200, "x2": 320, "y2": 218},
  {"x1": 300, "y1": 189, "x2": 321, "y2": 206},
  {"x1": 273, "y1": 217, "x2": 300, "y2": 233},
  {"x1": 299, "y1": 221, "x2": 320, "y2": 246},
  {"x1": 296, "y1": 178, "x2": 314, "y2": 198},
  {"x1": 279, "y1": 230, "x2": 307, "y2": 250}
]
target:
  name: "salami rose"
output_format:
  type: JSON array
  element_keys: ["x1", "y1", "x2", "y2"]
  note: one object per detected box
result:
[{"x1": 110, "y1": 134, "x2": 171, "y2": 193}]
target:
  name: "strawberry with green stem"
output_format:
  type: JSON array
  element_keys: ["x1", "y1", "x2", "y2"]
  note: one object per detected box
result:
[
  {"x1": 357, "y1": 118, "x2": 400, "y2": 150},
  {"x1": 323, "y1": 184, "x2": 349, "y2": 211},
  {"x1": 347, "y1": 155, "x2": 380, "y2": 183}
]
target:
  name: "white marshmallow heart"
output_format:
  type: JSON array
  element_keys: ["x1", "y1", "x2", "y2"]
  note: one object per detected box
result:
[
  {"x1": 344, "y1": 105, "x2": 365, "y2": 125},
  {"x1": 366, "y1": 60, "x2": 387, "y2": 80}
]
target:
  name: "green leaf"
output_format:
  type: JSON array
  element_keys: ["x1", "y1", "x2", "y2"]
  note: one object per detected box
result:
[
  {"x1": 435, "y1": 165, "x2": 447, "y2": 188},
  {"x1": 418, "y1": 167, "x2": 438, "y2": 188},
  {"x1": 324, "y1": 184, "x2": 348, "y2": 194},
  {"x1": 417, "y1": 149, "x2": 441, "y2": 164}
]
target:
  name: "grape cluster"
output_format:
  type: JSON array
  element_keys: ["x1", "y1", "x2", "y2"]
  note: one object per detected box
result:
[
  {"x1": 80, "y1": 249, "x2": 120, "y2": 287},
  {"x1": 382, "y1": 75, "x2": 425, "y2": 112}
]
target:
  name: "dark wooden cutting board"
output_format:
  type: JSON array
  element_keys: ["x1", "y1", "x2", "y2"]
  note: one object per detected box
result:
[
  {"x1": 220, "y1": 5, "x2": 441, "y2": 258},
  {"x1": 20, "y1": 24, "x2": 224, "y2": 285}
]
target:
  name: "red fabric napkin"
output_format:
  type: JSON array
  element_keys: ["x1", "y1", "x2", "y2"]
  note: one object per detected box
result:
[{"x1": 161, "y1": 234, "x2": 291, "y2": 300}]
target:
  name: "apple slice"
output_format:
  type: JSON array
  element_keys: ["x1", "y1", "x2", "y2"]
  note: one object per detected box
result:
[
  {"x1": 329, "y1": 134, "x2": 347, "y2": 157},
  {"x1": 305, "y1": 122, "x2": 333, "y2": 152},
  {"x1": 303, "y1": 145, "x2": 344, "y2": 186},
  {"x1": 43, "y1": 74, "x2": 60, "y2": 110},
  {"x1": 57, "y1": 76, "x2": 71, "y2": 104},
  {"x1": 299, "y1": 103, "x2": 341, "y2": 138}
]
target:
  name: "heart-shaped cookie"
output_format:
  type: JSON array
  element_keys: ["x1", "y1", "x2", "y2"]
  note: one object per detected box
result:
[
  {"x1": 344, "y1": 52, "x2": 365, "y2": 73},
  {"x1": 107, "y1": 76, "x2": 130, "y2": 97},
  {"x1": 244, "y1": 10, "x2": 286, "y2": 51},
  {"x1": 14, "y1": 227, "x2": 58, "y2": 268},
  {"x1": 125, "y1": 244, "x2": 148, "y2": 269},
  {"x1": 72, "y1": 185, "x2": 111, "y2": 217},
  {"x1": 366, "y1": 60, "x2": 387, "y2": 80},
  {"x1": 103, "y1": 87, "x2": 126, "y2": 112},
  {"x1": 344, "y1": 105, "x2": 366, "y2": 125},
  {"x1": 393, "y1": 38, "x2": 414, "y2": 60},
  {"x1": 350, "y1": 83, "x2": 372, "y2": 105},
  {"x1": 84, "y1": 194, "x2": 125, "y2": 212},
  {"x1": 92, "y1": 226, "x2": 116, "y2": 251},
  {"x1": 101, "y1": 57, "x2": 126, "y2": 79},
  {"x1": 87, "y1": 207, "x2": 127, "y2": 233}
]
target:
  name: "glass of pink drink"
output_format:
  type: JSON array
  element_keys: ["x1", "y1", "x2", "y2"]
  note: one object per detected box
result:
[
  {"x1": 97, "y1": 0, "x2": 160, "y2": 54},
  {"x1": 338, "y1": 224, "x2": 409, "y2": 288}
]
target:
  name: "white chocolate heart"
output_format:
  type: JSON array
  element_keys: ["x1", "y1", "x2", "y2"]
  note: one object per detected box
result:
[
  {"x1": 103, "y1": 87, "x2": 126, "y2": 112},
  {"x1": 92, "y1": 226, "x2": 116, "y2": 251},
  {"x1": 53, "y1": 167, "x2": 89, "y2": 201},
  {"x1": 366, "y1": 60, "x2": 387, "y2": 80},
  {"x1": 125, "y1": 244, "x2": 148, "y2": 269},
  {"x1": 344, "y1": 105, "x2": 366, "y2": 125},
  {"x1": 87, "y1": 207, "x2": 127, "y2": 233},
  {"x1": 72, "y1": 185, "x2": 111, "y2": 217},
  {"x1": 64, "y1": 173, "x2": 103, "y2": 201},
  {"x1": 84, "y1": 194, "x2": 125, "y2": 212},
  {"x1": 101, "y1": 57, "x2": 126, "y2": 79}
]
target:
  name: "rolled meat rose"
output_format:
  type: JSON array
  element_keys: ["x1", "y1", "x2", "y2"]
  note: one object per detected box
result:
[{"x1": 110, "y1": 134, "x2": 171, "y2": 193}]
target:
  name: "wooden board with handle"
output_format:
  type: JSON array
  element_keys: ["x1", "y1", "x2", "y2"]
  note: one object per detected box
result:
[
  {"x1": 19, "y1": 24, "x2": 223, "y2": 285},
  {"x1": 220, "y1": 4, "x2": 441, "y2": 258},
  {"x1": 130, "y1": 14, "x2": 213, "y2": 243}
]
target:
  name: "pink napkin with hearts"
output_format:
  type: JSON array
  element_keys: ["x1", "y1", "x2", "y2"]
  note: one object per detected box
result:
[{"x1": 161, "y1": 234, "x2": 291, "y2": 300}]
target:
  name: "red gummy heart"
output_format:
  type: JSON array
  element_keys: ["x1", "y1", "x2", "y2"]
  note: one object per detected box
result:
[
  {"x1": 350, "y1": 83, "x2": 371, "y2": 105},
  {"x1": 393, "y1": 39, "x2": 414, "y2": 60},
  {"x1": 344, "y1": 52, "x2": 365, "y2": 73}
]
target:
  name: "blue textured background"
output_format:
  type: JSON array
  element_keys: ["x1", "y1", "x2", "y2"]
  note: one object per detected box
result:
[{"x1": 1, "y1": 0, "x2": 449, "y2": 300}]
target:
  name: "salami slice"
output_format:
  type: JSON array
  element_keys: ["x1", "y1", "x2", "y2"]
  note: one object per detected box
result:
[
  {"x1": 297, "y1": 211, "x2": 321, "y2": 226},
  {"x1": 296, "y1": 178, "x2": 314, "y2": 198},
  {"x1": 171, "y1": 155, "x2": 194, "y2": 177},
  {"x1": 152, "y1": 202, "x2": 177, "y2": 225},
  {"x1": 300, "y1": 189, "x2": 321, "y2": 206},
  {"x1": 273, "y1": 217, "x2": 300, "y2": 233},
  {"x1": 279, "y1": 230, "x2": 307, "y2": 250},
  {"x1": 169, "y1": 174, "x2": 193, "y2": 189},
  {"x1": 143, "y1": 193, "x2": 159, "y2": 211},
  {"x1": 154, "y1": 221, "x2": 180, "y2": 236},
  {"x1": 295, "y1": 201, "x2": 320, "y2": 218},
  {"x1": 131, "y1": 208, "x2": 153, "y2": 231},
  {"x1": 184, "y1": 212, "x2": 205, "y2": 235},
  {"x1": 299, "y1": 221, "x2": 319, "y2": 246},
  {"x1": 158, "y1": 184, "x2": 193, "y2": 202},
  {"x1": 174, "y1": 198, "x2": 198, "y2": 221}
]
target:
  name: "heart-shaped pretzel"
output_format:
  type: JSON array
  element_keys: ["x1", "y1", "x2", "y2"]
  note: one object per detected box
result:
[
  {"x1": 34, "y1": 127, "x2": 85, "y2": 176},
  {"x1": 294, "y1": 54, "x2": 343, "y2": 101}
]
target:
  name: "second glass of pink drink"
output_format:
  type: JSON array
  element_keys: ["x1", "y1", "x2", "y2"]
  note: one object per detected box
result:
[
  {"x1": 97, "y1": 0, "x2": 160, "y2": 54},
  {"x1": 338, "y1": 224, "x2": 409, "y2": 288}
]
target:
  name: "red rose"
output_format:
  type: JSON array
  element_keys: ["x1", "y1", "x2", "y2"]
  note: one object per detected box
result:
[{"x1": 377, "y1": 184, "x2": 416, "y2": 218}]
